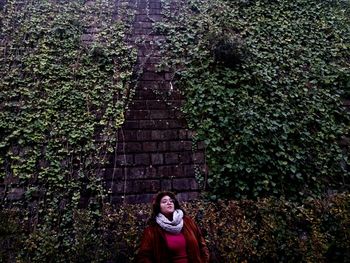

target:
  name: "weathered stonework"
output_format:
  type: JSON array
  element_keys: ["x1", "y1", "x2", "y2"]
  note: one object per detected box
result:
[
  {"x1": 103, "y1": 0, "x2": 206, "y2": 204},
  {"x1": 0, "y1": 0, "x2": 206, "y2": 204}
]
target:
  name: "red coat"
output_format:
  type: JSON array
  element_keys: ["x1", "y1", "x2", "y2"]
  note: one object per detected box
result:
[{"x1": 136, "y1": 216, "x2": 210, "y2": 263}]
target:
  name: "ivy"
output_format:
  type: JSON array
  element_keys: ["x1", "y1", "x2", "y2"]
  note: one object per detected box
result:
[
  {"x1": 0, "y1": 0, "x2": 136, "y2": 261},
  {"x1": 157, "y1": 0, "x2": 350, "y2": 200},
  {"x1": 2, "y1": 193, "x2": 350, "y2": 261}
]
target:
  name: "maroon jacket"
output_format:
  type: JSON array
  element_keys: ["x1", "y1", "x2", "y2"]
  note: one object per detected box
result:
[{"x1": 136, "y1": 216, "x2": 210, "y2": 263}]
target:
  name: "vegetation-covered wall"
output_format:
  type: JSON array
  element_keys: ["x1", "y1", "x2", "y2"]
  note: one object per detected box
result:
[
  {"x1": 1, "y1": 0, "x2": 350, "y2": 261},
  {"x1": 156, "y1": 0, "x2": 350, "y2": 201},
  {"x1": 0, "y1": 0, "x2": 137, "y2": 260}
]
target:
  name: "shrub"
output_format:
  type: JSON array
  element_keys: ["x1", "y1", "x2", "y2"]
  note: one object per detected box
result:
[{"x1": 1, "y1": 194, "x2": 349, "y2": 262}]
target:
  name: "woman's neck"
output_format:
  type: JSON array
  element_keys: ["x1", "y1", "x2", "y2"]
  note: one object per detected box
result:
[{"x1": 163, "y1": 212, "x2": 173, "y2": 221}]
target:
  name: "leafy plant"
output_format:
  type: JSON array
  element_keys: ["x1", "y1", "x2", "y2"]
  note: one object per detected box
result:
[
  {"x1": 0, "y1": 0, "x2": 136, "y2": 261},
  {"x1": 156, "y1": 0, "x2": 350, "y2": 200},
  {"x1": 2, "y1": 193, "x2": 349, "y2": 262}
]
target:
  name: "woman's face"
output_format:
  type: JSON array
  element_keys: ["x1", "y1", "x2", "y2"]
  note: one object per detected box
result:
[{"x1": 160, "y1": 195, "x2": 175, "y2": 217}]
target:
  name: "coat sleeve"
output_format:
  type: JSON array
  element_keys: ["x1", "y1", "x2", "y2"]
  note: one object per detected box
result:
[
  {"x1": 187, "y1": 217, "x2": 210, "y2": 263},
  {"x1": 196, "y1": 224, "x2": 210, "y2": 263},
  {"x1": 136, "y1": 227, "x2": 155, "y2": 263}
]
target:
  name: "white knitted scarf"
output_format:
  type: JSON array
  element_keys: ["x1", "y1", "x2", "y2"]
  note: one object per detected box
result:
[{"x1": 156, "y1": 209, "x2": 184, "y2": 234}]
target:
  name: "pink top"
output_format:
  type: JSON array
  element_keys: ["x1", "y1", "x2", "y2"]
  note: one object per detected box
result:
[{"x1": 164, "y1": 232, "x2": 189, "y2": 263}]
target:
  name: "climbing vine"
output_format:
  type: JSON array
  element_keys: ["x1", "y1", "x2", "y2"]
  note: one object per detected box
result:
[
  {"x1": 156, "y1": 0, "x2": 350, "y2": 200},
  {"x1": 0, "y1": 0, "x2": 136, "y2": 261}
]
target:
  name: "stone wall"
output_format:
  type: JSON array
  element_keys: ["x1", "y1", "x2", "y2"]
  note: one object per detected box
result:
[
  {"x1": 102, "y1": 0, "x2": 206, "y2": 204},
  {"x1": 0, "y1": 0, "x2": 206, "y2": 204}
]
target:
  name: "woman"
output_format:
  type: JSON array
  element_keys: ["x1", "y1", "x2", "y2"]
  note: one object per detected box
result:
[{"x1": 137, "y1": 191, "x2": 210, "y2": 263}]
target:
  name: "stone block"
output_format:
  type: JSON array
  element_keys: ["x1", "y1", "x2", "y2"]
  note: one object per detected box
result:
[
  {"x1": 149, "y1": 120, "x2": 169, "y2": 129},
  {"x1": 157, "y1": 141, "x2": 169, "y2": 151},
  {"x1": 129, "y1": 179, "x2": 160, "y2": 193},
  {"x1": 167, "y1": 120, "x2": 184, "y2": 129},
  {"x1": 158, "y1": 165, "x2": 171, "y2": 177},
  {"x1": 111, "y1": 182, "x2": 124, "y2": 194},
  {"x1": 124, "y1": 193, "x2": 155, "y2": 203},
  {"x1": 176, "y1": 191, "x2": 199, "y2": 202},
  {"x1": 145, "y1": 166, "x2": 158, "y2": 178},
  {"x1": 142, "y1": 56, "x2": 163, "y2": 64},
  {"x1": 115, "y1": 154, "x2": 134, "y2": 166},
  {"x1": 124, "y1": 142, "x2": 142, "y2": 153},
  {"x1": 137, "y1": 80, "x2": 160, "y2": 89},
  {"x1": 183, "y1": 141, "x2": 193, "y2": 151},
  {"x1": 123, "y1": 120, "x2": 139, "y2": 129},
  {"x1": 142, "y1": 72, "x2": 164, "y2": 81},
  {"x1": 148, "y1": 8, "x2": 162, "y2": 15},
  {"x1": 179, "y1": 129, "x2": 189, "y2": 140},
  {"x1": 150, "y1": 2, "x2": 162, "y2": 9},
  {"x1": 150, "y1": 110, "x2": 173, "y2": 119},
  {"x1": 136, "y1": 1, "x2": 148, "y2": 9},
  {"x1": 134, "y1": 153, "x2": 150, "y2": 165},
  {"x1": 134, "y1": 14, "x2": 151, "y2": 22},
  {"x1": 193, "y1": 152, "x2": 205, "y2": 164},
  {"x1": 172, "y1": 178, "x2": 190, "y2": 191},
  {"x1": 161, "y1": 179, "x2": 172, "y2": 191},
  {"x1": 171, "y1": 165, "x2": 184, "y2": 177},
  {"x1": 197, "y1": 141, "x2": 206, "y2": 150},
  {"x1": 127, "y1": 167, "x2": 145, "y2": 179},
  {"x1": 187, "y1": 130, "x2": 195, "y2": 139},
  {"x1": 142, "y1": 141, "x2": 158, "y2": 151},
  {"x1": 164, "y1": 72, "x2": 173, "y2": 81},
  {"x1": 151, "y1": 153, "x2": 164, "y2": 165},
  {"x1": 104, "y1": 168, "x2": 124, "y2": 180},
  {"x1": 169, "y1": 141, "x2": 184, "y2": 151},
  {"x1": 126, "y1": 110, "x2": 150, "y2": 120},
  {"x1": 147, "y1": 100, "x2": 168, "y2": 110},
  {"x1": 164, "y1": 152, "x2": 179, "y2": 164},
  {"x1": 119, "y1": 130, "x2": 137, "y2": 141},
  {"x1": 151, "y1": 130, "x2": 163, "y2": 140},
  {"x1": 110, "y1": 195, "x2": 124, "y2": 204},
  {"x1": 172, "y1": 178, "x2": 198, "y2": 191},
  {"x1": 137, "y1": 130, "x2": 152, "y2": 141},
  {"x1": 159, "y1": 165, "x2": 183, "y2": 178},
  {"x1": 151, "y1": 130, "x2": 178, "y2": 140},
  {"x1": 178, "y1": 151, "x2": 192, "y2": 164},
  {"x1": 137, "y1": 46, "x2": 152, "y2": 57},
  {"x1": 144, "y1": 63, "x2": 157, "y2": 71},
  {"x1": 130, "y1": 100, "x2": 147, "y2": 110},
  {"x1": 183, "y1": 165, "x2": 195, "y2": 177},
  {"x1": 134, "y1": 21, "x2": 153, "y2": 29},
  {"x1": 189, "y1": 178, "x2": 199, "y2": 190},
  {"x1": 115, "y1": 142, "x2": 125, "y2": 153},
  {"x1": 134, "y1": 28, "x2": 154, "y2": 36},
  {"x1": 149, "y1": 14, "x2": 164, "y2": 22},
  {"x1": 139, "y1": 120, "x2": 156, "y2": 129},
  {"x1": 134, "y1": 89, "x2": 158, "y2": 100}
]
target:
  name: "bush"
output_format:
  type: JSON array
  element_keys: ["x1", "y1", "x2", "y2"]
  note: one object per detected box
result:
[{"x1": 1, "y1": 194, "x2": 349, "y2": 262}]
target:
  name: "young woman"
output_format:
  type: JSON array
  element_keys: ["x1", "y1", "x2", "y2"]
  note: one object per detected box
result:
[{"x1": 136, "y1": 191, "x2": 210, "y2": 263}]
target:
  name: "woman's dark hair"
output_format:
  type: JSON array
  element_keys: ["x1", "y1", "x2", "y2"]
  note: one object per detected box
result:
[{"x1": 149, "y1": 191, "x2": 183, "y2": 223}]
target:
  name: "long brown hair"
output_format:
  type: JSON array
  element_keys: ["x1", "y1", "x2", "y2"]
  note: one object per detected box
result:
[{"x1": 149, "y1": 191, "x2": 183, "y2": 223}]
